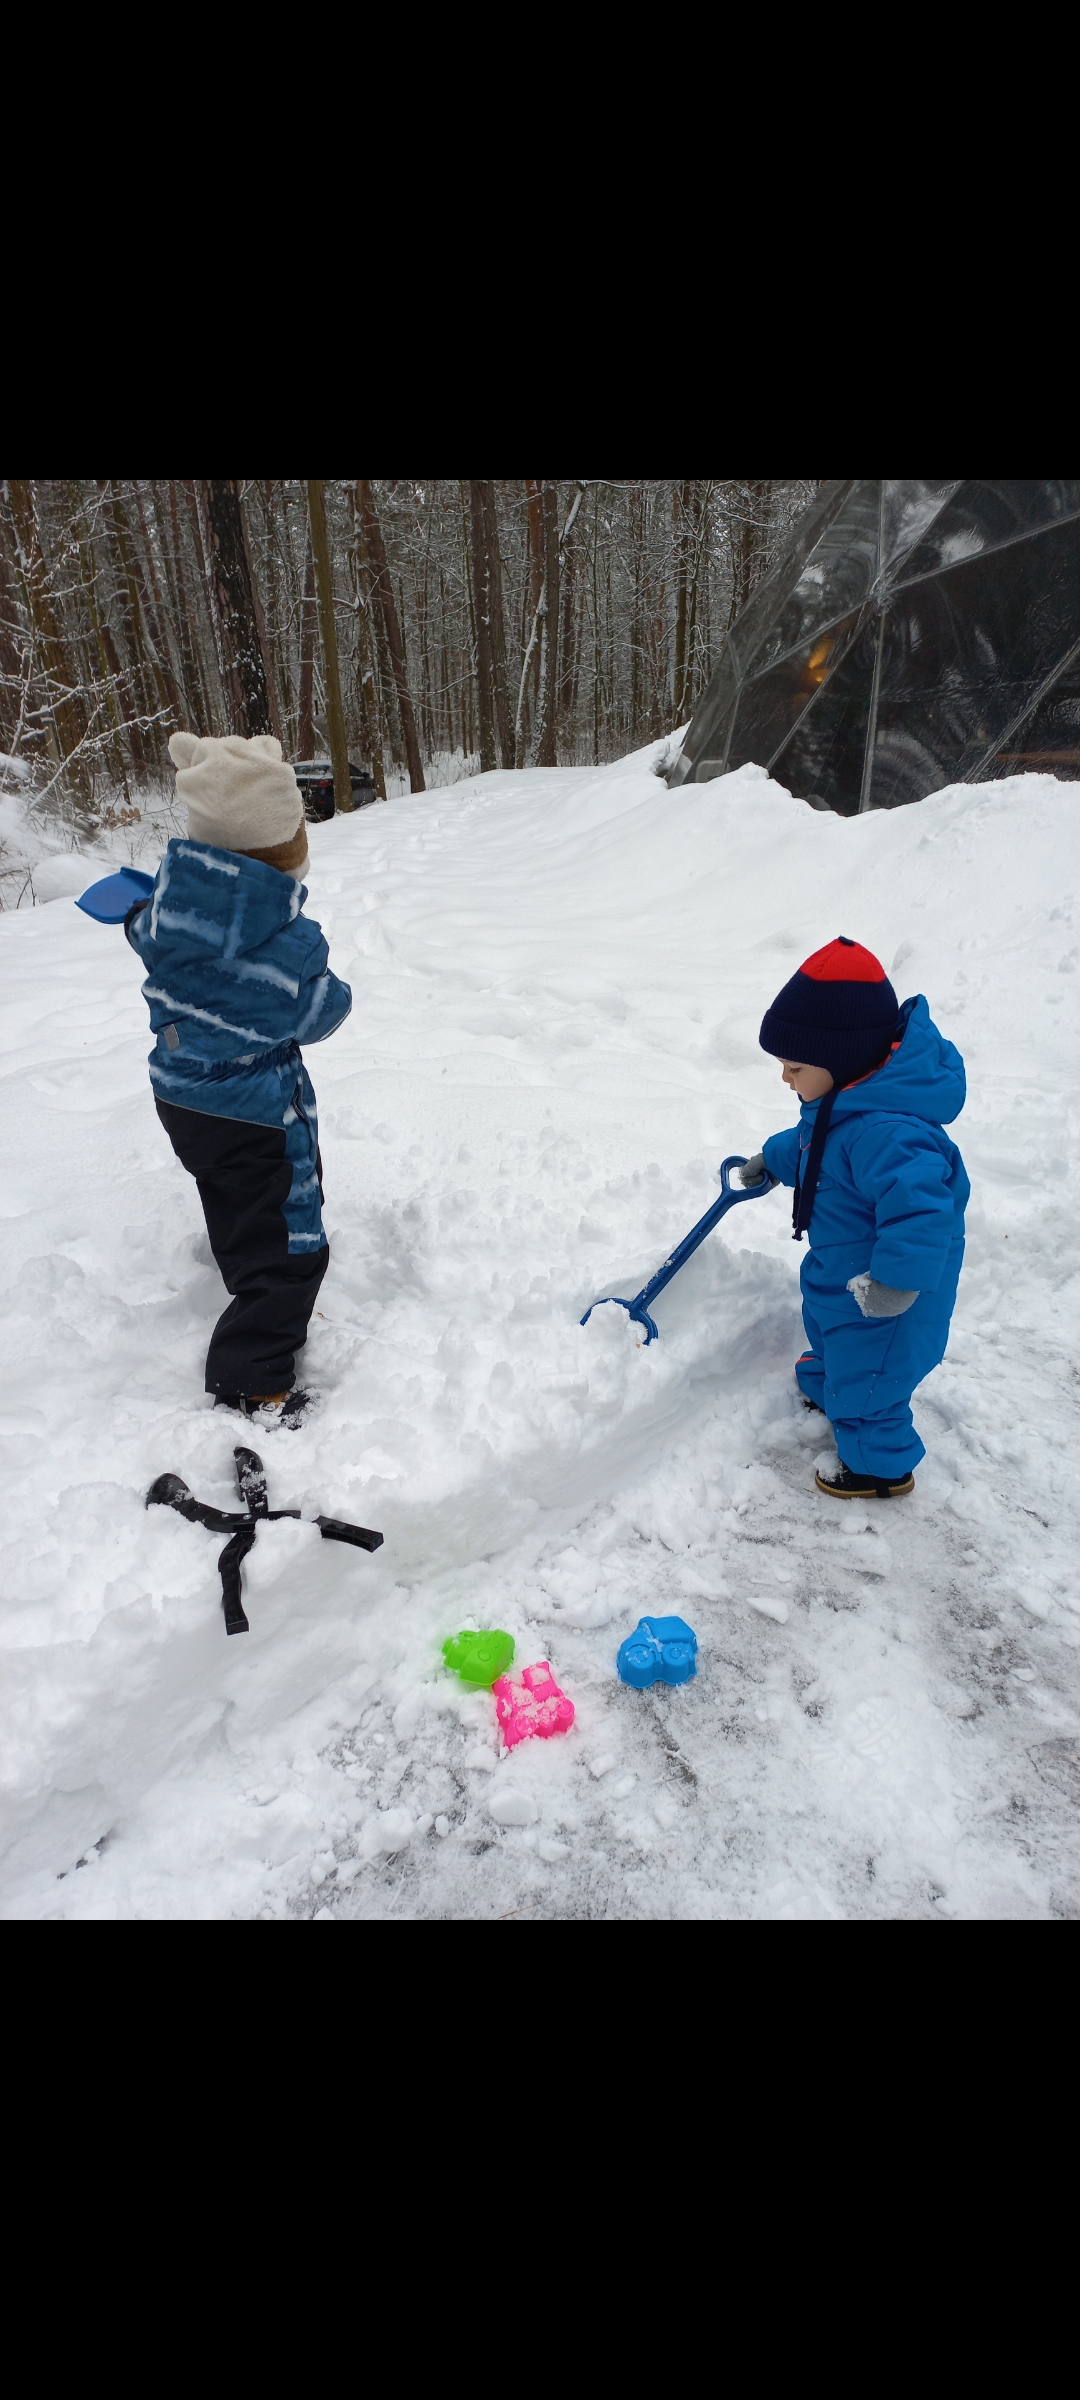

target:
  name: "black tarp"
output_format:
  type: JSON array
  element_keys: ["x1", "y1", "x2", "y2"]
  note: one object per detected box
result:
[{"x1": 668, "y1": 481, "x2": 1080, "y2": 812}]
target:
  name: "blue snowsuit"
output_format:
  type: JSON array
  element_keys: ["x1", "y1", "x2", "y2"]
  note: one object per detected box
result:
[
  {"x1": 126, "y1": 838, "x2": 352, "y2": 1392},
  {"x1": 762, "y1": 996, "x2": 968, "y2": 1480}
]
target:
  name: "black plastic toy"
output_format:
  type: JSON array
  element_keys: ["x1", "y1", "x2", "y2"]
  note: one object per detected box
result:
[{"x1": 147, "y1": 1446, "x2": 383, "y2": 1636}]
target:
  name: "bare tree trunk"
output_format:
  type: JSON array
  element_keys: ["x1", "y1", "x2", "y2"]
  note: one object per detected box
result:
[
  {"x1": 348, "y1": 488, "x2": 385, "y2": 797},
  {"x1": 68, "y1": 482, "x2": 132, "y2": 800},
  {"x1": 557, "y1": 482, "x2": 585, "y2": 741},
  {"x1": 520, "y1": 485, "x2": 545, "y2": 765},
  {"x1": 97, "y1": 568, "x2": 149, "y2": 778},
  {"x1": 91, "y1": 485, "x2": 145, "y2": 748},
  {"x1": 559, "y1": 524, "x2": 576, "y2": 736},
  {"x1": 458, "y1": 480, "x2": 477, "y2": 762},
  {"x1": 480, "y1": 480, "x2": 512, "y2": 765},
  {"x1": 352, "y1": 499, "x2": 394, "y2": 782},
  {"x1": 536, "y1": 481, "x2": 560, "y2": 766},
  {"x1": 592, "y1": 484, "x2": 601, "y2": 766},
  {"x1": 373, "y1": 580, "x2": 401, "y2": 763},
  {"x1": 126, "y1": 485, "x2": 187, "y2": 741},
  {"x1": 514, "y1": 597, "x2": 543, "y2": 767},
  {"x1": 629, "y1": 484, "x2": 643, "y2": 744},
  {"x1": 728, "y1": 480, "x2": 770, "y2": 627},
  {"x1": 238, "y1": 485, "x2": 283, "y2": 741},
  {"x1": 7, "y1": 479, "x2": 87, "y2": 779},
  {"x1": 526, "y1": 478, "x2": 544, "y2": 719},
  {"x1": 439, "y1": 564, "x2": 452, "y2": 756},
  {"x1": 306, "y1": 480, "x2": 353, "y2": 814},
  {"x1": 165, "y1": 481, "x2": 209, "y2": 732},
  {"x1": 355, "y1": 594, "x2": 385, "y2": 797},
  {"x1": 184, "y1": 481, "x2": 226, "y2": 733},
  {"x1": 417, "y1": 552, "x2": 433, "y2": 758},
  {"x1": 201, "y1": 479, "x2": 276, "y2": 737},
  {"x1": 684, "y1": 516, "x2": 699, "y2": 714},
  {"x1": 466, "y1": 480, "x2": 497, "y2": 773},
  {"x1": 356, "y1": 481, "x2": 425, "y2": 791},
  {"x1": 0, "y1": 513, "x2": 26, "y2": 754},
  {"x1": 256, "y1": 480, "x2": 294, "y2": 742},
  {"x1": 517, "y1": 481, "x2": 583, "y2": 767},
  {"x1": 683, "y1": 482, "x2": 711, "y2": 716},
  {"x1": 131, "y1": 483, "x2": 184, "y2": 713},
  {"x1": 673, "y1": 480, "x2": 689, "y2": 719},
  {"x1": 296, "y1": 534, "x2": 316, "y2": 758},
  {"x1": 105, "y1": 484, "x2": 174, "y2": 732}
]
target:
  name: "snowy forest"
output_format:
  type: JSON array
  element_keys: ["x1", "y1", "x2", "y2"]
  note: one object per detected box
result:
[{"x1": 0, "y1": 480, "x2": 818, "y2": 825}]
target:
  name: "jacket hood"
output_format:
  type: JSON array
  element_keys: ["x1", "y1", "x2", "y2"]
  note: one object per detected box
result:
[
  {"x1": 824, "y1": 995, "x2": 966, "y2": 1128},
  {"x1": 146, "y1": 838, "x2": 307, "y2": 967}
]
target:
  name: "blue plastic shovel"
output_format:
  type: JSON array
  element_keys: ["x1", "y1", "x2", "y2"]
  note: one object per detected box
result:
[
  {"x1": 75, "y1": 867, "x2": 155, "y2": 923},
  {"x1": 580, "y1": 1155, "x2": 775, "y2": 1345}
]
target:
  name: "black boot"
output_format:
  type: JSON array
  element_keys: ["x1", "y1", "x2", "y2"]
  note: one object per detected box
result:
[
  {"x1": 214, "y1": 1389, "x2": 313, "y2": 1430},
  {"x1": 815, "y1": 1461, "x2": 915, "y2": 1499}
]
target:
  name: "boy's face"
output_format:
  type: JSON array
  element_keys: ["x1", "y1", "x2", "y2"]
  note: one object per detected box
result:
[{"x1": 781, "y1": 1058, "x2": 834, "y2": 1101}]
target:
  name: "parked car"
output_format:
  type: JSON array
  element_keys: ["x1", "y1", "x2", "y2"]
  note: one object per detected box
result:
[{"x1": 293, "y1": 760, "x2": 377, "y2": 822}]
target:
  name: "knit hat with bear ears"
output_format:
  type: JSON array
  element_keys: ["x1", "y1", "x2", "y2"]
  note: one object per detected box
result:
[{"x1": 168, "y1": 732, "x2": 310, "y2": 878}]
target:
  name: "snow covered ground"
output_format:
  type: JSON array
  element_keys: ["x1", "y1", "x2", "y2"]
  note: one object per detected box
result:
[
  {"x1": 1, "y1": 747, "x2": 1077, "y2": 1920},
  {"x1": 0, "y1": 775, "x2": 180, "y2": 911}
]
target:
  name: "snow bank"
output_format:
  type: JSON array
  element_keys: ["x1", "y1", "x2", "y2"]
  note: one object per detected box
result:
[
  {"x1": 1, "y1": 748, "x2": 1077, "y2": 1917},
  {"x1": 0, "y1": 782, "x2": 182, "y2": 912}
]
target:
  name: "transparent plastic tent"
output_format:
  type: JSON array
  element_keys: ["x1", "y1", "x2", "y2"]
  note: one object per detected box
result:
[{"x1": 668, "y1": 480, "x2": 1080, "y2": 812}]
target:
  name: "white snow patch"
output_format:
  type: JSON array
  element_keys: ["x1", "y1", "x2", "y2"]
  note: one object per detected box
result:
[{"x1": 488, "y1": 1789, "x2": 539, "y2": 1827}]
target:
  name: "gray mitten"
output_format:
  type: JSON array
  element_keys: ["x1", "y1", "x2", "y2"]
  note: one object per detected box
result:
[
  {"x1": 738, "y1": 1153, "x2": 768, "y2": 1187},
  {"x1": 847, "y1": 1272, "x2": 918, "y2": 1318}
]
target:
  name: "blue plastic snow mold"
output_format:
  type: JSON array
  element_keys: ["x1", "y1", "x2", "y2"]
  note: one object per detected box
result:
[
  {"x1": 617, "y1": 1615, "x2": 699, "y2": 1689},
  {"x1": 75, "y1": 867, "x2": 155, "y2": 923},
  {"x1": 581, "y1": 1156, "x2": 775, "y2": 1344}
]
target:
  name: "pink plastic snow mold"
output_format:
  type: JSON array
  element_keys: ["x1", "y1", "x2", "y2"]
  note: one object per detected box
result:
[{"x1": 492, "y1": 1661, "x2": 575, "y2": 1749}]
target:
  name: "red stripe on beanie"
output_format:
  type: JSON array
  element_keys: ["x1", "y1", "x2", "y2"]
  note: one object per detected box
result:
[{"x1": 800, "y1": 936, "x2": 886, "y2": 984}]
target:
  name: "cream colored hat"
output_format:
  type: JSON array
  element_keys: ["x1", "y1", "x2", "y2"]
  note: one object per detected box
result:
[{"x1": 168, "y1": 732, "x2": 310, "y2": 877}]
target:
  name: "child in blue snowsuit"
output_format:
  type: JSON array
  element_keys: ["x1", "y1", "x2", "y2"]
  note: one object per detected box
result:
[
  {"x1": 125, "y1": 732, "x2": 352, "y2": 1428},
  {"x1": 739, "y1": 936, "x2": 968, "y2": 1497}
]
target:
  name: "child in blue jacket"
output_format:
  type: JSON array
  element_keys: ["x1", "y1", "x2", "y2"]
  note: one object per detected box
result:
[
  {"x1": 125, "y1": 732, "x2": 352, "y2": 1429},
  {"x1": 739, "y1": 936, "x2": 968, "y2": 1498}
]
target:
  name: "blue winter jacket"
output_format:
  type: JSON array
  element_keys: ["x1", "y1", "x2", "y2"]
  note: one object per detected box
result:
[
  {"x1": 125, "y1": 838, "x2": 352, "y2": 1127},
  {"x1": 761, "y1": 996, "x2": 969, "y2": 1293}
]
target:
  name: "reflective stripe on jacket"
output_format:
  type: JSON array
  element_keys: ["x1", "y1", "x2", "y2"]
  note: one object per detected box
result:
[{"x1": 126, "y1": 837, "x2": 351, "y2": 1126}]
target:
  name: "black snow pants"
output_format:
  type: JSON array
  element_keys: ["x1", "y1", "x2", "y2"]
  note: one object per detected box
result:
[{"x1": 156, "y1": 1099, "x2": 329, "y2": 1395}]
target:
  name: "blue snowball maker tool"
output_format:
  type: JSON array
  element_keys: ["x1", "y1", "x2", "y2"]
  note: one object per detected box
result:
[
  {"x1": 580, "y1": 1155, "x2": 775, "y2": 1344},
  {"x1": 617, "y1": 1616, "x2": 699, "y2": 1689},
  {"x1": 75, "y1": 867, "x2": 155, "y2": 923}
]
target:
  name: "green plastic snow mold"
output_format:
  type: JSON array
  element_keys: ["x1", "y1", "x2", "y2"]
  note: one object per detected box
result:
[{"x1": 442, "y1": 1630, "x2": 515, "y2": 1686}]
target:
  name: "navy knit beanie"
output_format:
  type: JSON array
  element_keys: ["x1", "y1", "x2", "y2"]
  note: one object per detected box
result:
[{"x1": 760, "y1": 936, "x2": 899, "y2": 1084}]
